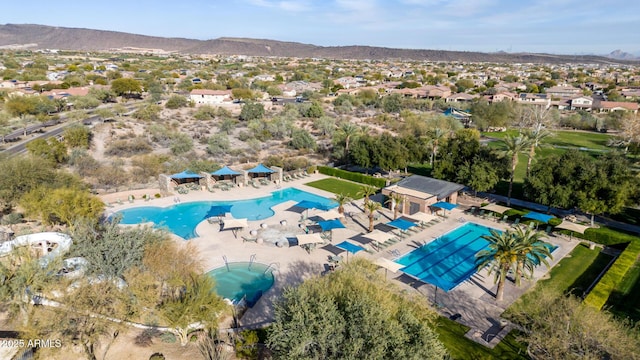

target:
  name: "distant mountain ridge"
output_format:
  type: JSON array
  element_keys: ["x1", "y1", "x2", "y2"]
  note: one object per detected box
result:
[
  {"x1": 1, "y1": 23, "x2": 638, "y2": 65},
  {"x1": 606, "y1": 49, "x2": 639, "y2": 60}
]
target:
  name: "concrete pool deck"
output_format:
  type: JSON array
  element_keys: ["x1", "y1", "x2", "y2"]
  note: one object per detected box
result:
[{"x1": 104, "y1": 174, "x2": 581, "y2": 347}]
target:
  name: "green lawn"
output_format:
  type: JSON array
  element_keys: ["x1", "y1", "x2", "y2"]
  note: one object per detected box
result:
[
  {"x1": 506, "y1": 243, "x2": 611, "y2": 315},
  {"x1": 435, "y1": 317, "x2": 528, "y2": 360},
  {"x1": 482, "y1": 129, "x2": 613, "y2": 152},
  {"x1": 607, "y1": 259, "x2": 640, "y2": 322},
  {"x1": 304, "y1": 178, "x2": 369, "y2": 199}
]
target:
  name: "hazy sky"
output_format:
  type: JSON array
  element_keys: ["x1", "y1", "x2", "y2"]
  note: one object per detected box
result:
[{"x1": 3, "y1": 0, "x2": 639, "y2": 54}]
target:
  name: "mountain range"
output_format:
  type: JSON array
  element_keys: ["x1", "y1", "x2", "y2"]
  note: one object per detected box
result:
[{"x1": 0, "y1": 24, "x2": 638, "y2": 65}]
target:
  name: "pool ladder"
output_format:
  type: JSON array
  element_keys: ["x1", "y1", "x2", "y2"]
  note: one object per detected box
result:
[
  {"x1": 222, "y1": 255, "x2": 230, "y2": 272},
  {"x1": 248, "y1": 254, "x2": 257, "y2": 270},
  {"x1": 264, "y1": 262, "x2": 279, "y2": 274}
]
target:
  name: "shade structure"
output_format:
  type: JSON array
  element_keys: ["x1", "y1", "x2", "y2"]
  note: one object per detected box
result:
[
  {"x1": 335, "y1": 240, "x2": 365, "y2": 254},
  {"x1": 170, "y1": 170, "x2": 203, "y2": 179},
  {"x1": 431, "y1": 201, "x2": 458, "y2": 211},
  {"x1": 386, "y1": 218, "x2": 417, "y2": 231},
  {"x1": 405, "y1": 212, "x2": 437, "y2": 224},
  {"x1": 555, "y1": 221, "x2": 589, "y2": 234},
  {"x1": 222, "y1": 218, "x2": 248, "y2": 230},
  {"x1": 296, "y1": 233, "x2": 325, "y2": 246},
  {"x1": 247, "y1": 163, "x2": 274, "y2": 174},
  {"x1": 362, "y1": 230, "x2": 395, "y2": 244},
  {"x1": 318, "y1": 219, "x2": 346, "y2": 232},
  {"x1": 205, "y1": 205, "x2": 232, "y2": 220},
  {"x1": 523, "y1": 211, "x2": 555, "y2": 223},
  {"x1": 373, "y1": 257, "x2": 404, "y2": 273},
  {"x1": 211, "y1": 166, "x2": 241, "y2": 176},
  {"x1": 295, "y1": 200, "x2": 324, "y2": 211},
  {"x1": 317, "y1": 209, "x2": 343, "y2": 221},
  {"x1": 481, "y1": 203, "x2": 512, "y2": 214}
]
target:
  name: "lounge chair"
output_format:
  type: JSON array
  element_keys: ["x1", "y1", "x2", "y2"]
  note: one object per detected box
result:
[
  {"x1": 478, "y1": 210, "x2": 485, "y2": 218},
  {"x1": 511, "y1": 218, "x2": 520, "y2": 227},
  {"x1": 500, "y1": 215, "x2": 508, "y2": 223},
  {"x1": 545, "y1": 225, "x2": 553, "y2": 235},
  {"x1": 242, "y1": 236, "x2": 258, "y2": 243}
]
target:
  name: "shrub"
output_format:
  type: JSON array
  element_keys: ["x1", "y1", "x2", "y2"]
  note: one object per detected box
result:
[
  {"x1": 159, "y1": 332, "x2": 176, "y2": 343},
  {"x1": 105, "y1": 138, "x2": 153, "y2": 157},
  {"x1": 317, "y1": 166, "x2": 386, "y2": 188},
  {"x1": 154, "y1": 193, "x2": 161, "y2": 198}
]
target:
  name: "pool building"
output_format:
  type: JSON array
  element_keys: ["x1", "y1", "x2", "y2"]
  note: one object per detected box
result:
[{"x1": 382, "y1": 175, "x2": 464, "y2": 215}]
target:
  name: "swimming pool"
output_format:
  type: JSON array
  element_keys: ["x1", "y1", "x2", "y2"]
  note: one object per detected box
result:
[
  {"x1": 396, "y1": 222, "x2": 556, "y2": 292},
  {"x1": 115, "y1": 187, "x2": 336, "y2": 239},
  {"x1": 208, "y1": 262, "x2": 275, "y2": 306}
]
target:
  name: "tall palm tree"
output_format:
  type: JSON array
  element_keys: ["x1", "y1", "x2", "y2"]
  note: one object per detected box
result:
[
  {"x1": 475, "y1": 229, "x2": 521, "y2": 301},
  {"x1": 338, "y1": 122, "x2": 361, "y2": 161},
  {"x1": 363, "y1": 200, "x2": 382, "y2": 233},
  {"x1": 333, "y1": 193, "x2": 352, "y2": 216},
  {"x1": 510, "y1": 226, "x2": 553, "y2": 286},
  {"x1": 429, "y1": 127, "x2": 447, "y2": 167},
  {"x1": 500, "y1": 133, "x2": 531, "y2": 206},
  {"x1": 357, "y1": 185, "x2": 377, "y2": 205},
  {"x1": 524, "y1": 128, "x2": 551, "y2": 178},
  {"x1": 385, "y1": 192, "x2": 404, "y2": 219}
]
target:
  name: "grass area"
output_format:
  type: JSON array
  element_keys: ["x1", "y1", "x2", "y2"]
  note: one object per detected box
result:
[
  {"x1": 506, "y1": 243, "x2": 611, "y2": 315},
  {"x1": 607, "y1": 259, "x2": 640, "y2": 322},
  {"x1": 482, "y1": 129, "x2": 613, "y2": 151},
  {"x1": 305, "y1": 178, "x2": 368, "y2": 199},
  {"x1": 434, "y1": 317, "x2": 529, "y2": 360}
]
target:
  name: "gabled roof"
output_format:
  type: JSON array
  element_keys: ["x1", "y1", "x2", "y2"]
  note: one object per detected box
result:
[{"x1": 390, "y1": 175, "x2": 464, "y2": 201}]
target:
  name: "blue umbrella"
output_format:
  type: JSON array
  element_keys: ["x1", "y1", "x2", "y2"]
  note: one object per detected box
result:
[
  {"x1": 386, "y1": 218, "x2": 417, "y2": 231},
  {"x1": 523, "y1": 211, "x2": 555, "y2": 223},
  {"x1": 431, "y1": 201, "x2": 458, "y2": 217},
  {"x1": 247, "y1": 163, "x2": 274, "y2": 174},
  {"x1": 318, "y1": 219, "x2": 346, "y2": 232},
  {"x1": 335, "y1": 240, "x2": 365, "y2": 261},
  {"x1": 205, "y1": 205, "x2": 232, "y2": 220},
  {"x1": 293, "y1": 200, "x2": 324, "y2": 218},
  {"x1": 211, "y1": 166, "x2": 241, "y2": 180}
]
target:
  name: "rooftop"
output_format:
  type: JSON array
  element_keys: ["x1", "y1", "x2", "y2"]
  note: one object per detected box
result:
[{"x1": 392, "y1": 175, "x2": 464, "y2": 201}]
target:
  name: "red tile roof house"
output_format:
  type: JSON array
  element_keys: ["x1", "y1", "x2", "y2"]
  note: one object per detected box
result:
[
  {"x1": 445, "y1": 93, "x2": 478, "y2": 103},
  {"x1": 595, "y1": 101, "x2": 639, "y2": 114},
  {"x1": 189, "y1": 89, "x2": 232, "y2": 105}
]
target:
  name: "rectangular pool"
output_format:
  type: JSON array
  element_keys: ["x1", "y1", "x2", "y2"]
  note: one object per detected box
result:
[{"x1": 395, "y1": 222, "x2": 556, "y2": 292}]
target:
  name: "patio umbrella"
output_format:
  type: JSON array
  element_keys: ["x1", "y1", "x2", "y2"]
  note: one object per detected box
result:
[
  {"x1": 204, "y1": 204, "x2": 232, "y2": 221},
  {"x1": 211, "y1": 166, "x2": 241, "y2": 181},
  {"x1": 405, "y1": 212, "x2": 437, "y2": 224},
  {"x1": 481, "y1": 203, "x2": 511, "y2": 215},
  {"x1": 296, "y1": 233, "x2": 325, "y2": 246},
  {"x1": 386, "y1": 218, "x2": 417, "y2": 231},
  {"x1": 292, "y1": 200, "x2": 324, "y2": 218},
  {"x1": 555, "y1": 220, "x2": 589, "y2": 240},
  {"x1": 523, "y1": 211, "x2": 555, "y2": 229},
  {"x1": 373, "y1": 257, "x2": 404, "y2": 279},
  {"x1": 222, "y1": 218, "x2": 248, "y2": 238},
  {"x1": 318, "y1": 219, "x2": 346, "y2": 241},
  {"x1": 317, "y1": 209, "x2": 343, "y2": 221},
  {"x1": 247, "y1": 163, "x2": 274, "y2": 178},
  {"x1": 361, "y1": 229, "x2": 395, "y2": 251},
  {"x1": 431, "y1": 201, "x2": 458, "y2": 217},
  {"x1": 335, "y1": 240, "x2": 365, "y2": 261},
  {"x1": 170, "y1": 170, "x2": 202, "y2": 184}
]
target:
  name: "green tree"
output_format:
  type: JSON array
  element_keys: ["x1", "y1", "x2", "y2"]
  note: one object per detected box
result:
[
  {"x1": 509, "y1": 226, "x2": 552, "y2": 286},
  {"x1": 357, "y1": 185, "x2": 378, "y2": 205},
  {"x1": 63, "y1": 125, "x2": 91, "y2": 149},
  {"x1": 524, "y1": 128, "x2": 551, "y2": 178},
  {"x1": 170, "y1": 133, "x2": 194, "y2": 155},
  {"x1": 500, "y1": 134, "x2": 531, "y2": 206},
  {"x1": 20, "y1": 186, "x2": 104, "y2": 226},
  {"x1": 336, "y1": 122, "x2": 361, "y2": 162},
  {"x1": 385, "y1": 192, "x2": 404, "y2": 219},
  {"x1": 289, "y1": 128, "x2": 317, "y2": 151},
  {"x1": 381, "y1": 93, "x2": 402, "y2": 113},
  {"x1": 364, "y1": 200, "x2": 382, "y2": 232},
  {"x1": 239, "y1": 101, "x2": 264, "y2": 121},
  {"x1": 459, "y1": 160, "x2": 500, "y2": 196},
  {"x1": 475, "y1": 229, "x2": 519, "y2": 301},
  {"x1": 333, "y1": 193, "x2": 352, "y2": 216},
  {"x1": 159, "y1": 274, "x2": 228, "y2": 346},
  {"x1": 110, "y1": 78, "x2": 142, "y2": 97},
  {"x1": 302, "y1": 101, "x2": 324, "y2": 118},
  {"x1": 267, "y1": 259, "x2": 447, "y2": 359},
  {"x1": 25, "y1": 138, "x2": 68, "y2": 164},
  {"x1": 207, "y1": 133, "x2": 230, "y2": 156},
  {"x1": 165, "y1": 94, "x2": 188, "y2": 109}
]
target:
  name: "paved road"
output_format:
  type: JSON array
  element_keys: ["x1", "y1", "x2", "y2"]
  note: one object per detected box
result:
[{"x1": 477, "y1": 191, "x2": 640, "y2": 235}]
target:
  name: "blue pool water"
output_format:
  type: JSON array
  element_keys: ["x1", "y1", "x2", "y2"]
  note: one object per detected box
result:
[
  {"x1": 115, "y1": 187, "x2": 336, "y2": 239},
  {"x1": 208, "y1": 262, "x2": 275, "y2": 306},
  {"x1": 395, "y1": 222, "x2": 556, "y2": 292}
]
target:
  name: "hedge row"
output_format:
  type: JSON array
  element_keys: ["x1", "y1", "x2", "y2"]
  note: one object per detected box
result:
[
  {"x1": 583, "y1": 239, "x2": 640, "y2": 310},
  {"x1": 317, "y1": 166, "x2": 387, "y2": 188}
]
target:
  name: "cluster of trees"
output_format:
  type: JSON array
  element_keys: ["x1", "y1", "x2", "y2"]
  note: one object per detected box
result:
[
  {"x1": 267, "y1": 259, "x2": 447, "y2": 359},
  {"x1": 0, "y1": 220, "x2": 228, "y2": 359}
]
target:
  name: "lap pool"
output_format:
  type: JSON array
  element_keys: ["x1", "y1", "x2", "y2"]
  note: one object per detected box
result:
[
  {"x1": 395, "y1": 222, "x2": 555, "y2": 292},
  {"x1": 114, "y1": 187, "x2": 336, "y2": 239}
]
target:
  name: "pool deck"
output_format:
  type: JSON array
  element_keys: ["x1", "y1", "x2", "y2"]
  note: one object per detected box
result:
[{"x1": 105, "y1": 174, "x2": 581, "y2": 348}]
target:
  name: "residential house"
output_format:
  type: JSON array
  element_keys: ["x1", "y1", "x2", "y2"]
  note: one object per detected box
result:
[
  {"x1": 595, "y1": 101, "x2": 639, "y2": 114},
  {"x1": 518, "y1": 93, "x2": 551, "y2": 108},
  {"x1": 569, "y1": 96, "x2": 593, "y2": 111},
  {"x1": 189, "y1": 89, "x2": 232, "y2": 105},
  {"x1": 424, "y1": 85, "x2": 452, "y2": 99},
  {"x1": 487, "y1": 91, "x2": 518, "y2": 103},
  {"x1": 445, "y1": 93, "x2": 477, "y2": 103},
  {"x1": 545, "y1": 85, "x2": 582, "y2": 98}
]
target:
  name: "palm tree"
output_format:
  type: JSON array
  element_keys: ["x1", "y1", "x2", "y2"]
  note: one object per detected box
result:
[
  {"x1": 524, "y1": 128, "x2": 551, "y2": 178},
  {"x1": 385, "y1": 192, "x2": 404, "y2": 219},
  {"x1": 475, "y1": 229, "x2": 521, "y2": 301},
  {"x1": 338, "y1": 122, "x2": 361, "y2": 161},
  {"x1": 429, "y1": 127, "x2": 447, "y2": 167},
  {"x1": 333, "y1": 193, "x2": 352, "y2": 216},
  {"x1": 500, "y1": 133, "x2": 531, "y2": 206},
  {"x1": 363, "y1": 200, "x2": 382, "y2": 233},
  {"x1": 357, "y1": 185, "x2": 377, "y2": 205},
  {"x1": 510, "y1": 226, "x2": 553, "y2": 286}
]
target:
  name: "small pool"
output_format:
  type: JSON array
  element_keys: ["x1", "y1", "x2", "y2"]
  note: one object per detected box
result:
[
  {"x1": 114, "y1": 187, "x2": 336, "y2": 239},
  {"x1": 396, "y1": 222, "x2": 556, "y2": 292},
  {"x1": 208, "y1": 262, "x2": 275, "y2": 306}
]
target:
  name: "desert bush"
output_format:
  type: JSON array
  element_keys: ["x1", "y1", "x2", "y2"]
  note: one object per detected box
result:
[{"x1": 105, "y1": 138, "x2": 153, "y2": 157}]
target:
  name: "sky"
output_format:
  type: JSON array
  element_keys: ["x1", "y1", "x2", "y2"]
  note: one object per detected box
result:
[{"x1": 2, "y1": 0, "x2": 639, "y2": 55}]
